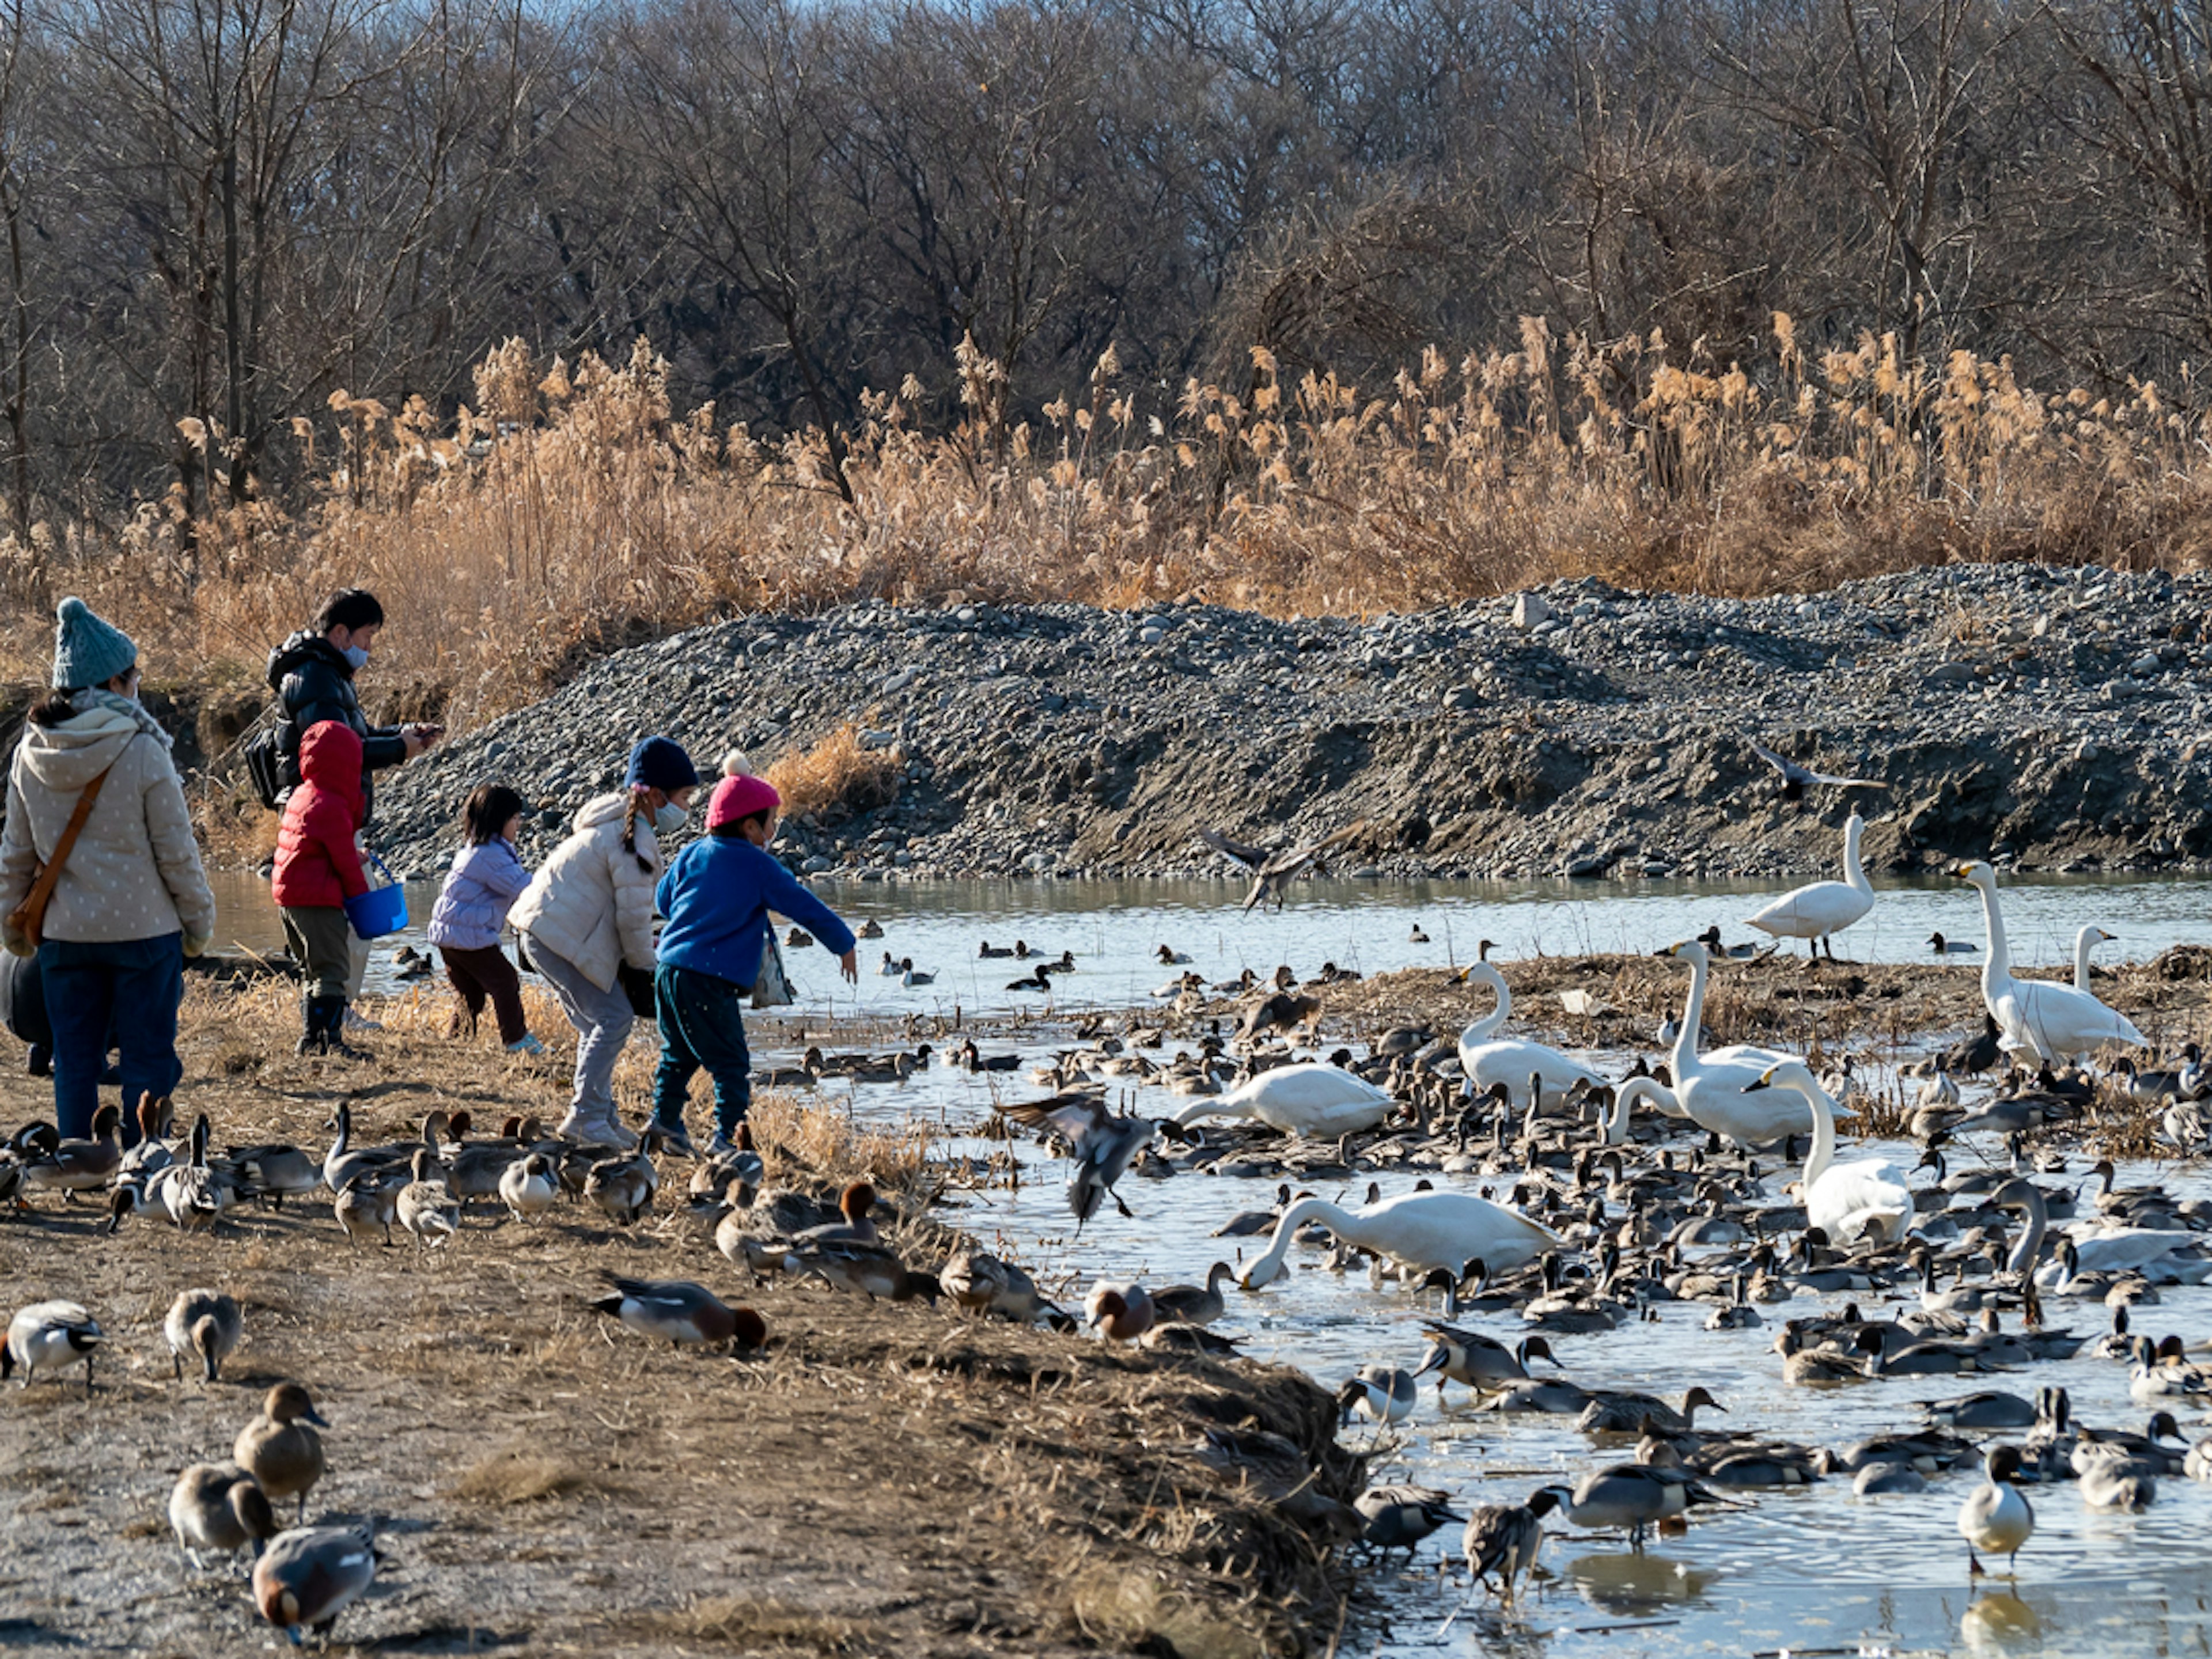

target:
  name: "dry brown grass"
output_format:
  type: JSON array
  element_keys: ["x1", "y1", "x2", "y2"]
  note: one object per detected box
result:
[
  {"x1": 7, "y1": 318, "x2": 2202, "y2": 744},
  {"x1": 450, "y1": 1445, "x2": 614, "y2": 1506},
  {"x1": 764, "y1": 722, "x2": 903, "y2": 824}
]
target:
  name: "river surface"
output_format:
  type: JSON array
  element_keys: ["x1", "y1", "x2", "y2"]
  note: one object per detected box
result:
[{"x1": 207, "y1": 868, "x2": 2212, "y2": 1655}]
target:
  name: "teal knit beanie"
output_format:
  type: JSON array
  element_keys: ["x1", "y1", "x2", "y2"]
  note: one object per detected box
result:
[{"x1": 51, "y1": 596, "x2": 137, "y2": 690}]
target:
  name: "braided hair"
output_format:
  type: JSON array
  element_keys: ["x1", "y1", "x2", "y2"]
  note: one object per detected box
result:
[{"x1": 621, "y1": 788, "x2": 655, "y2": 871}]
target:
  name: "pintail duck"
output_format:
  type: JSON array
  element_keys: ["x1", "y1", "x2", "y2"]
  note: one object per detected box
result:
[
  {"x1": 165, "y1": 1288, "x2": 243, "y2": 1382},
  {"x1": 169, "y1": 1462, "x2": 278, "y2": 1572},
  {"x1": 1211, "y1": 1183, "x2": 1294, "y2": 1239},
  {"x1": 1338, "y1": 1365, "x2": 1418, "y2": 1427},
  {"x1": 1575, "y1": 1384, "x2": 1726, "y2": 1435},
  {"x1": 1157, "y1": 944, "x2": 1192, "y2": 964},
  {"x1": 4, "y1": 1300, "x2": 102, "y2": 1392},
  {"x1": 1463, "y1": 1488, "x2": 1563, "y2": 1606},
  {"x1": 791, "y1": 1240, "x2": 940, "y2": 1305},
  {"x1": 1354, "y1": 1484, "x2": 1461, "y2": 1554},
  {"x1": 584, "y1": 1130, "x2": 662, "y2": 1226},
  {"x1": 1558, "y1": 1457, "x2": 1734, "y2": 1548},
  {"x1": 234, "y1": 1382, "x2": 329, "y2": 1523},
  {"x1": 589, "y1": 1275, "x2": 765, "y2": 1352},
  {"x1": 996, "y1": 1094, "x2": 1158, "y2": 1231},
  {"x1": 1005, "y1": 965, "x2": 1054, "y2": 993},
  {"x1": 321, "y1": 1104, "x2": 438, "y2": 1194},
  {"x1": 941, "y1": 1249, "x2": 1060, "y2": 1324},
  {"x1": 1150, "y1": 1263, "x2": 1233, "y2": 1327},
  {"x1": 785, "y1": 926, "x2": 814, "y2": 947},
  {"x1": 433, "y1": 1112, "x2": 523, "y2": 1202},
  {"x1": 253, "y1": 1521, "x2": 381, "y2": 1643},
  {"x1": 856, "y1": 918, "x2": 884, "y2": 939},
  {"x1": 396, "y1": 1147, "x2": 460, "y2": 1248},
  {"x1": 978, "y1": 938, "x2": 1013, "y2": 959},
  {"x1": 1958, "y1": 1445, "x2": 2034, "y2": 1575},
  {"x1": 1085, "y1": 1281, "x2": 1156, "y2": 1342},
  {"x1": 118, "y1": 1093, "x2": 177, "y2": 1176},
  {"x1": 21, "y1": 1103, "x2": 122, "y2": 1199},
  {"x1": 688, "y1": 1124, "x2": 764, "y2": 1199},
  {"x1": 498, "y1": 1153, "x2": 559, "y2": 1222},
  {"x1": 151, "y1": 1114, "x2": 229, "y2": 1232},
  {"x1": 1415, "y1": 1325, "x2": 1556, "y2": 1396},
  {"x1": 218, "y1": 1140, "x2": 319, "y2": 1209},
  {"x1": 333, "y1": 1170, "x2": 398, "y2": 1248}
]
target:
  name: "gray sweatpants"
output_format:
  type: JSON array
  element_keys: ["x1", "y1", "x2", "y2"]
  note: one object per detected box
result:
[{"x1": 522, "y1": 934, "x2": 635, "y2": 1119}]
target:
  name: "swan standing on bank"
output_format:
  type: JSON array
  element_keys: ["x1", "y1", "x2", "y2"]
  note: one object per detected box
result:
[
  {"x1": 1744, "y1": 812, "x2": 1874, "y2": 959},
  {"x1": 1168, "y1": 1062, "x2": 1395, "y2": 1136},
  {"x1": 1656, "y1": 940, "x2": 1813, "y2": 1145},
  {"x1": 1238, "y1": 1189, "x2": 1561, "y2": 1290},
  {"x1": 1950, "y1": 862, "x2": 2144, "y2": 1062},
  {"x1": 1455, "y1": 943, "x2": 1610, "y2": 1108},
  {"x1": 1745, "y1": 1061, "x2": 1914, "y2": 1243}
]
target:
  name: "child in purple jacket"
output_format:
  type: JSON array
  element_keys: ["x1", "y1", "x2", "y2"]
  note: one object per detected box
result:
[{"x1": 427, "y1": 784, "x2": 542, "y2": 1054}]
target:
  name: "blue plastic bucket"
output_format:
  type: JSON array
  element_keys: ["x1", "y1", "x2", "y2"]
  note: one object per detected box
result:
[{"x1": 344, "y1": 852, "x2": 409, "y2": 940}]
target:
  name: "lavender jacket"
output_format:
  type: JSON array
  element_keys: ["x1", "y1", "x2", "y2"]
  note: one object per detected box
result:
[{"x1": 426, "y1": 838, "x2": 529, "y2": 951}]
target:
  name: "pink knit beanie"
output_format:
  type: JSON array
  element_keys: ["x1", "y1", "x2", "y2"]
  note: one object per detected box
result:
[{"x1": 708, "y1": 772, "x2": 782, "y2": 830}]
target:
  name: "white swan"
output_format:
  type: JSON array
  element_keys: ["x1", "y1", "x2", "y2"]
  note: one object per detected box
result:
[
  {"x1": 1745, "y1": 812, "x2": 1874, "y2": 957},
  {"x1": 1455, "y1": 945, "x2": 1609, "y2": 1108},
  {"x1": 1168, "y1": 1062, "x2": 1393, "y2": 1136},
  {"x1": 1656, "y1": 940, "x2": 1814, "y2": 1145},
  {"x1": 1950, "y1": 862, "x2": 2144, "y2": 1061},
  {"x1": 2072, "y1": 925, "x2": 2115, "y2": 993},
  {"x1": 1597, "y1": 1076, "x2": 1681, "y2": 1144},
  {"x1": 1238, "y1": 1190, "x2": 1561, "y2": 1289},
  {"x1": 1748, "y1": 1061, "x2": 1914, "y2": 1243}
]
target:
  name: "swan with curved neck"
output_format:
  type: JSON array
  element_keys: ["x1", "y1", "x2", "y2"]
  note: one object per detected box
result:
[
  {"x1": 1656, "y1": 940, "x2": 1810, "y2": 1145},
  {"x1": 1747, "y1": 1062, "x2": 1913, "y2": 1243},
  {"x1": 1455, "y1": 942, "x2": 1609, "y2": 1107},
  {"x1": 1598, "y1": 1077, "x2": 1680, "y2": 1145},
  {"x1": 1950, "y1": 862, "x2": 2143, "y2": 1062},
  {"x1": 2071, "y1": 925, "x2": 2116, "y2": 993},
  {"x1": 1745, "y1": 813, "x2": 1874, "y2": 958},
  {"x1": 1456, "y1": 940, "x2": 1510, "y2": 1043},
  {"x1": 1238, "y1": 1189, "x2": 1561, "y2": 1290},
  {"x1": 1168, "y1": 1062, "x2": 1393, "y2": 1135}
]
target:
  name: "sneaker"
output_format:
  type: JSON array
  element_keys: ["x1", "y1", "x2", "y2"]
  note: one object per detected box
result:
[
  {"x1": 343, "y1": 1007, "x2": 384, "y2": 1033},
  {"x1": 651, "y1": 1122, "x2": 699, "y2": 1159},
  {"x1": 505, "y1": 1032, "x2": 547, "y2": 1055}
]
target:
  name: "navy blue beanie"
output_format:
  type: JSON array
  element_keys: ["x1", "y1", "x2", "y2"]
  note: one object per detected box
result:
[{"x1": 625, "y1": 736, "x2": 699, "y2": 794}]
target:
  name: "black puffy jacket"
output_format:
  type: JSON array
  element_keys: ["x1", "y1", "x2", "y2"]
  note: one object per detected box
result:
[{"x1": 266, "y1": 631, "x2": 407, "y2": 820}]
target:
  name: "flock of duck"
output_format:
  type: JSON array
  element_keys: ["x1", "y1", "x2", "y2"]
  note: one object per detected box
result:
[{"x1": 5, "y1": 805, "x2": 2210, "y2": 1642}]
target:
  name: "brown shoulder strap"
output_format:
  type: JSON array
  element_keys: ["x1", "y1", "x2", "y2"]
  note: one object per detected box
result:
[{"x1": 20, "y1": 762, "x2": 115, "y2": 916}]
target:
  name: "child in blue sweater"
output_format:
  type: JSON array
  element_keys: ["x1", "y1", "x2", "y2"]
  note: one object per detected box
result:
[{"x1": 650, "y1": 772, "x2": 858, "y2": 1157}]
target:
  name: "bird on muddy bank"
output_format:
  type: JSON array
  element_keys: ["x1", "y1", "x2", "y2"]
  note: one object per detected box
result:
[
  {"x1": 234, "y1": 1382, "x2": 329, "y2": 1524},
  {"x1": 253, "y1": 1521, "x2": 382, "y2": 1643},
  {"x1": 3, "y1": 1300, "x2": 102, "y2": 1392}
]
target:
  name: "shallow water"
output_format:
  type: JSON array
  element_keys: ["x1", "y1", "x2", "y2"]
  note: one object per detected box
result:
[
  {"x1": 205, "y1": 866, "x2": 2212, "y2": 1653},
  {"x1": 209, "y1": 868, "x2": 2212, "y2": 1012}
]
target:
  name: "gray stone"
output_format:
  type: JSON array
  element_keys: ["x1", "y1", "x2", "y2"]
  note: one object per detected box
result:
[{"x1": 1512, "y1": 592, "x2": 1552, "y2": 630}]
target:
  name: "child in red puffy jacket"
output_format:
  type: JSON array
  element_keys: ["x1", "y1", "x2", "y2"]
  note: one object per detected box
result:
[{"x1": 272, "y1": 720, "x2": 369, "y2": 1056}]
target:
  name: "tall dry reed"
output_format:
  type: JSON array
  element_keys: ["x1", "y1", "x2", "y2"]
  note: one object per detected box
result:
[{"x1": 9, "y1": 319, "x2": 2210, "y2": 734}]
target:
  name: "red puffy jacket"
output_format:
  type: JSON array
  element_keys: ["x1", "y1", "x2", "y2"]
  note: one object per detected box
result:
[{"x1": 271, "y1": 721, "x2": 368, "y2": 909}]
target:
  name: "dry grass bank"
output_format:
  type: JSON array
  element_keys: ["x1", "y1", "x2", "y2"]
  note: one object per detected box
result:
[
  {"x1": 0, "y1": 322, "x2": 2205, "y2": 744},
  {"x1": 0, "y1": 980, "x2": 1357, "y2": 1656}
]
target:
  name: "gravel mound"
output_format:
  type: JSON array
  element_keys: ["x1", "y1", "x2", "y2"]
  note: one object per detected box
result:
[{"x1": 370, "y1": 561, "x2": 2212, "y2": 884}]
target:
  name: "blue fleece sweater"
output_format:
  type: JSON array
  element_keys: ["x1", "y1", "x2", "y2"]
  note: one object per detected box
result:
[{"x1": 654, "y1": 836, "x2": 857, "y2": 987}]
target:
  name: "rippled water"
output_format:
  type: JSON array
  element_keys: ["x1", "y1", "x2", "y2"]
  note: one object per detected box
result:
[{"x1": 206, "y1": 867, "x2": 2212, "y2": 1653}]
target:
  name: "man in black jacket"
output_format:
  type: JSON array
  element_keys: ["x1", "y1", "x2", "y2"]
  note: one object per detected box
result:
[
  {"x1": 266, "y1": 589, "x2": 442, "y2": 1036},
  {"x1": 265, "y1": 588, "x2": 441, "y2": 820}
]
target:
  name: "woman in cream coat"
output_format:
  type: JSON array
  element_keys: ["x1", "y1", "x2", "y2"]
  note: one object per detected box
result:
[{"x1": 510, "y1": 736, "x2": 698, "y2": 1146}]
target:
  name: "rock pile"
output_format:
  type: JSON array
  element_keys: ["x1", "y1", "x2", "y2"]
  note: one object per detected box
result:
[{"x1": 370, "y1": 562, "x2": 2212, "y2": 885}]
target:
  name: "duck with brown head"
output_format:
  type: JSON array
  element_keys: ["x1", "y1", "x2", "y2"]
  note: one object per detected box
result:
[{"x1": 234, "y1": 1381, "x2": 329, "y2": 1524}]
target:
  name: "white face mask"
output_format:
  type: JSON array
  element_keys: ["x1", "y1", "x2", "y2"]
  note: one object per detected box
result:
[{"x1": 652, "y1": 801, "x2": 689, "y2": 834}]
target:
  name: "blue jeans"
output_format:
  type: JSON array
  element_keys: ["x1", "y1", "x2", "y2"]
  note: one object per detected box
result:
[
  {"x1": 40, "y1": 933, "x2": 183, "y2": 1142},
  {"x1": 652, "y1": 964, "x2": 751, "y2": 1139}
]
